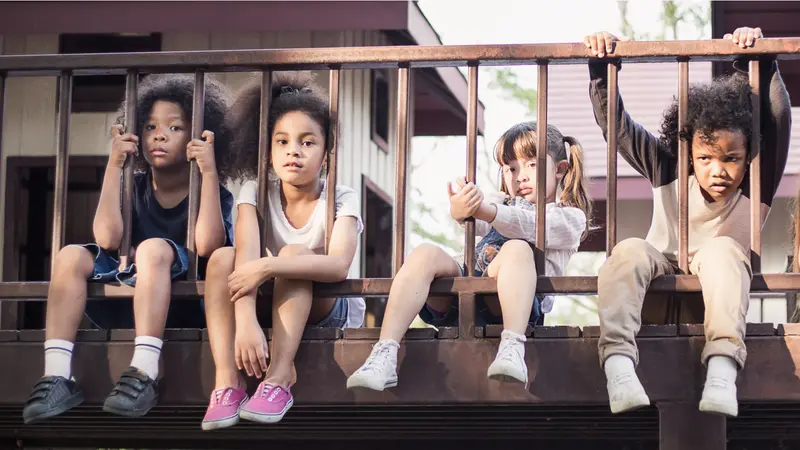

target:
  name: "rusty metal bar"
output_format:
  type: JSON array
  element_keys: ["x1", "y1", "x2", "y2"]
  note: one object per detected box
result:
[
  {"x1": 392, "y1": 65, "x2": 410, "y2": 275},
  {"x1": 677, "y1": 60, "x2": 689, "y2": 273},
  {"x1": 119, "y1": 70, "x2": 137, "y2": 269},
  {"x1": 325, "y1": 67, "x2": 341, "y2": 253},
  {"x1": 257, "y1": 70, "x2": 272, "y2": 255},
  {"x1": 749, "y1": 60, "x2": 762, "y2": 273},
  {"x1": 186, "y1": 71, "x2": 205, "y2": 280},
  {"x1": 534, "y1": 63, "x2": 547, "y2": 273},
  {"x1": 605, "y1": 63, "x2": 618, "y2": 256},
  {"x1": 2, "y1": 39, "x2": 800, "y2": 74},
  {"x1": 463, "y1": 63, "x2": 479, "y2": 276},
  {"x1": 50, "y1": 71, "x2": 72, "y2": 275},
  {"x1": 457, "y1": 292, "x2": 476, "y2": 341}
]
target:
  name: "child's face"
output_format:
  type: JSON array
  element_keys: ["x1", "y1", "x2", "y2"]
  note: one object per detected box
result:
[
  {"x1": 691, "y1": 129, "x2": 748, "y2": 203},
  {"x1": 271, "y1": 111, "x2": 326, "y2": 187},
  {"x1": 501, "y1": 153, "x2": 567, "y2": 204},
  {"x1": 141, "y1": 100, "x2": 191, "y2": 170}
]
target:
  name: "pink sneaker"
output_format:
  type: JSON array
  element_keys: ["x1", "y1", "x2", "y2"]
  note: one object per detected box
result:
[
  {"x1": 201, "y1": 387, "x2": 248, "y2": 431},
  {"x1": 239, "y1": 382, "x2": 294, "y2": 424}
]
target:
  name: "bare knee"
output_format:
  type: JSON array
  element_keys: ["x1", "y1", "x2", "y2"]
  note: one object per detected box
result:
[
  {"x1": 135, "y1": 238, "x2": 175, "y2": 269},
  {"x1": 53, "y1": 245, "x2": 94, "y2": 277},
  {"x1": 207, "y1": 247, "x2": 235, "y2": 279},
  {"x1": 396, "y1": 244, "x2": 447, "y2": 280},
  {"x1": 487, "y1": 239, "x2": 535, "y2": 279},
  {"x1": 498, "y1": 240, "x2": 534, "y2": 261},
  {"x1": 278, "y1": 244, "x2": 314, "y2": 257}
]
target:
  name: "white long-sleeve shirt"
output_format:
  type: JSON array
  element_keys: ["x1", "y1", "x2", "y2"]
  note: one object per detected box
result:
[{"x1": 465, "y1": 194, "x2": 587, "y2": 313}]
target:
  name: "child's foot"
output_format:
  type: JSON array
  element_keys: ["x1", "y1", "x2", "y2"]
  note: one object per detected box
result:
[
  {"x1": 604, "y1": 354, "x2": 650, "y2": 414},
  {"x1": 22, "y1": 376, "x2": 84, "y2": 424},
  {"x1": 102, "y1": 367, "x2": 159, "y2": 417},
  {"x1": 346, "y1": 340, "x2": 399, "y2": 391},
  {"x1": 239, "y1": 382, "x2": 293, "y2": 424},
  {"x1": 487, "y1": 330, "x2": 528, "y2": 384},
  {"x1": 699, "y1": 356, "x2": 739, "y2": 417},
  {"x1": 202, "y1": 386, "x2": 249, "y2": 431}
]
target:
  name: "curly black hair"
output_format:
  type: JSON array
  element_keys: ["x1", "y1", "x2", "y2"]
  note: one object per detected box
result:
[
  {"x1": 226, "y1": 71, "x2": 330, "y2": 182},
  {"x1": 115, "y1": 73, "x2": 232, "y2": 180},
  {"x1": 659, "y1": 73, "x2": 753, "y2": 161}
]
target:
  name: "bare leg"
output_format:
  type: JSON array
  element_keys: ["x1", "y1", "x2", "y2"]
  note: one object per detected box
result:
[
  {"x1": 45, "y1": 246, "x2": 95, "y2": 341},
  {"x1": 485, "y1": 240, "x2": 537, "y2": 335},
  {"x1": 378, "y1": 243, "x2": 461, "y2": 342},
  {"x1": 264, "y1": 244, "x2": 332, "y2": 388},
  {"x1": 132, "y1": 238, "x2": 175, "y2": 338},
  {"x1": 203, "y1": 247, "x2": 244, "y2": 390}
]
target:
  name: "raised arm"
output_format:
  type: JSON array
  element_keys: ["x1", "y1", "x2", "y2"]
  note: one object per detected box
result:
[
  {"x1": 586, "y1": 31, "x2": 674, "y2": 186},
  {"x1": 93, "y1": 125, "x2": 136, "y2": 250},
  {"x1": 189, "y1": 131, "x2": 229, "y2": 257}
]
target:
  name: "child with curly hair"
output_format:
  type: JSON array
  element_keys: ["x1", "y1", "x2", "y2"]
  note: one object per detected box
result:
[
  {"x1": 585, "y1": 27, "x2": 791, "y2": 417},
  {"x1": 22, "y1": 74, "x2": 236, "y2": 422},
  {"x1": 200, "y1": 72, "x2": 364, "y2": 430}
]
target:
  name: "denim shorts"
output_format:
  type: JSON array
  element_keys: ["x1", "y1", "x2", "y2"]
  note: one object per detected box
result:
[
  {"x1": 418, "y1": 263, "x2": 544, "y2": 328},
  {"x1": 82, "y1": 240, "x2": 202, "y2": 329},
  {"x1": 255, "y1": 296, "x2": 351, "y2": 329}
]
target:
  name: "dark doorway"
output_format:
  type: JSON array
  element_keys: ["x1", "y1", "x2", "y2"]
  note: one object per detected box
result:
[
  {"x1": 2, "y1": 156, "x2": 106, "y2": 329},
  {"x1": 361, "y1": 175, "x2": 393, "y2": 327}
]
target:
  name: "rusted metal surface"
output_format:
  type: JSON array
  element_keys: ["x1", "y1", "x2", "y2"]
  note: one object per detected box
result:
[
  {"x1": 1, "y1": 273, "x2": 800, "y2": 300},
  {"x1": 463, "y1": 64, "x2": 479, "y2": 276},
  {"x1": 325, "y1": 68, "x2": 341, "y2": 252},
  {"x1": 119, "y1": 69, "x2": 138, "y2": 269},
  {"x1": 458, "y1": 292, "x2": 476, "y2": 341},
  {"x1": 678, "y1": 60, "x2": 689, "y2": 273},
  {"x1": 749, "y1": 60, "x2": 762, "y2": 272},
  {"x1": 659, "y1": 403, "x2": 726, "y2": 450},
  {"x1": 1, "y1": 334, "x2": 800, "y2": 406},
  {"x1": 534, "y1": 63, "x2": 548, "y2": 273},
  {"x1": 186, "y1": 71, "x2": 205, "y2": 279},
  {"x1": 50, "y1": 71, "x2": 72, "y2": 275},
  {"x1": 257, "y1": 70, "x2": 272, "y2": 254},
  {"x1": 605, "y1": 62, "x2": 618, "y2": 256},
  {"x1": 2, "y1": 40, "x2": 800, "y2": 75},
  {"x1": 392, "y1": 66, "x2": 410, "y2": 275}
]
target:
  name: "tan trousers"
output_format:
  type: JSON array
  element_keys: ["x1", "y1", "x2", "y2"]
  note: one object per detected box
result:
[{"x1": 597, "y1": 237, "x2": 751, "y2": 368}]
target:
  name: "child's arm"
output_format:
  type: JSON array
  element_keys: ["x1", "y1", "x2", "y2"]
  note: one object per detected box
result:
[
  {"x1": 232, "y1": 201, "x2": 262, "y2": 319},
  {"x1": 93, "y1": 125, "x2": 137, "y2": 250},
  {"x1": 586, "y1": 32, "x2": 672, "y2": 186},
  {"x1": 473, "y1": 202, "x2": 586, "y2": 250},
  {"x1": 188, "y1": 131, "x2": 228, "y2": 257},
  {"x1": 728, "y1": 28, "x2": 792, "y2": 208}
]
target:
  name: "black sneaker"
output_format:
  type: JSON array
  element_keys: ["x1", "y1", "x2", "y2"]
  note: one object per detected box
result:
[
  {"x1": 22, "y1": 376, "x2": 84, "y2": 424},
  {"x1": 102, "y1": 367, "x2": 159, "y2": 417}
]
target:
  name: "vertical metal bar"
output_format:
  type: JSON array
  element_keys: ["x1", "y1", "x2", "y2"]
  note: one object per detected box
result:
[
  {"x1": 392, "y1": 65, "x2": 410, "y2": 276},
  {"x1": 606, "y1": 63, "x2": 618, "y2": 256},
  {"x1": 749, "y1": 60, "x2": 761, "y2": 273},
  {"x1": 325, "y1": 67, "x2": 341, "y2": 253},
  {"x1": 257, "y1": 70, "x2": 272, "y2": 256},
  {"x1": 50, "y1": 71, "x2": 72, "y2": 275},
  {"x1": 534, "y1": 62, "x2": 548, "y2": 274},
  {"x1": 186, "y1": 71, "x2": 205, "y2": 280},
  {"x1": 463, "y1": 63, "x2": 479, "y2": 276},
  {"x1": 119, "y1": 70, "x2": 137, "y2": 269},
  {"x1": 678, "y1": 60, "x2": 690, "y2": 273}
]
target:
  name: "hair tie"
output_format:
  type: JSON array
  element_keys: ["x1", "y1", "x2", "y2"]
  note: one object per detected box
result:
[
  {"x1": 280, "y1": 85, "x2": 312, "y2": 96},
  {"x1": 563, "y1": 137, "x2": 572, "y2": 164}
]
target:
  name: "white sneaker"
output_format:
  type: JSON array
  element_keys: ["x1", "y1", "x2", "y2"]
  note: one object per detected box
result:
[
  {"x1": 346, "y1": 340, "x2": 399, "y2": 391},
  {"x1": 604, "y1": 355, "x2": 650, "y2": 414},
  {"x1": 487, "y1": 330, "x2": 528, "y2": 384},
  {"x1": 699, "y1": 356, "x2": 739, "y2": 417}
]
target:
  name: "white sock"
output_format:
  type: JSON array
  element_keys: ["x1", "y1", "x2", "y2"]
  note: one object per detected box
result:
[
  {"x1": 501, "y1": 329, "x2": 527, "y2": 342},
  {"x1": 44, "y1": 339, "x2": 74, "y2": 379},
  {"x1": 604, "y1": 354, "x2": 635, "y2": 379},
  {"x1": 130, "y1": 336, "x2": 163, "y2": 380},
  {"x1": 706, "y1": 356, "x2": 738, "y2": 384}
]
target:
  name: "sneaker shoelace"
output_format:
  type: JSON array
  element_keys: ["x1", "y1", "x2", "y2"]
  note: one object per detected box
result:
[
  {"x1": 705, "y1": 376, "x2": 730, "y2": 389},
  {"x1": 257, "y1": 383, "x2": 285, "y2": 401},
  {"x1": 209, "y1": 388, "x2": 233, "y2": 408},
  {"x1": 497, "y1": 339, "x2": 523, "y2": 364},
  {"x1": 361, "y1": 343, "x2": 394, "y2": 373}
]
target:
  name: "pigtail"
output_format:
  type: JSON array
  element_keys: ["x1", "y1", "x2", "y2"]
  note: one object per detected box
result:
[{"x1": 560, "y1": 136, "x2": 592, "y2": 241}]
